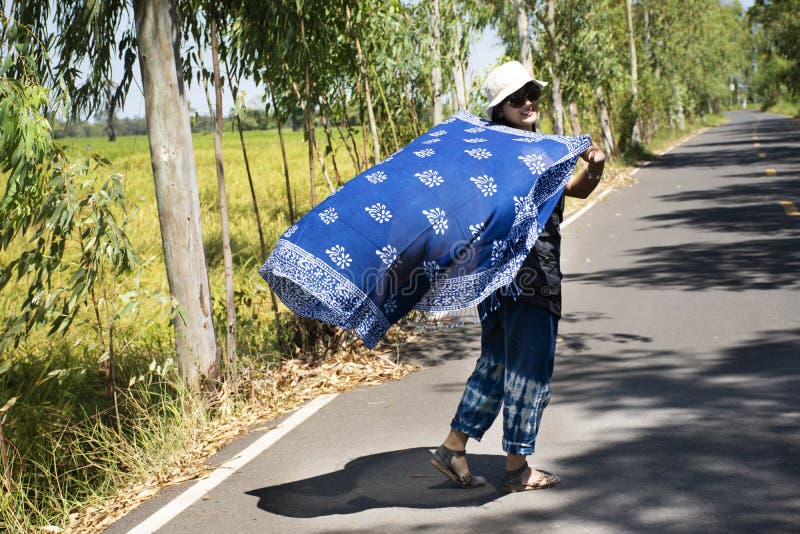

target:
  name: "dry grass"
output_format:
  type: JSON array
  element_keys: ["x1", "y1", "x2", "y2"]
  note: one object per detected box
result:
[{"x1": 71, "y1": 346, "x2": 417, "y2": 534}]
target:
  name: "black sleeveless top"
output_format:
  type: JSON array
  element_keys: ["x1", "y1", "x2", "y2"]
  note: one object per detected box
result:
[{"x1": 514, "y1": 192, "x2": 564, "y2": 316}]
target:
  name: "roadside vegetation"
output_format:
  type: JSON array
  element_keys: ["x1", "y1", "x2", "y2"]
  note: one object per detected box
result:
[{"x1": 1, "y1": 0, "x2": 797, "y2": 531}]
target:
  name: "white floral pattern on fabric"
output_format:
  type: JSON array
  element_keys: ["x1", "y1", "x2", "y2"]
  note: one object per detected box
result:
[
  {"x1": 469, "y1": 222, "x2": 485, "y2": 241},
  {"x1": 319, "y1": 207, "x2": 338, "y2": 224},
  {"x1": 514, "y1": 195, "x2": 534, "y2": 216},
  {"x1": 414, "y1": 148, "x2": 436, "y2": 158},
  {"x1": 428, "y1": 130, "x2": 447, "y2": 137},
  {"x1": 422, "y1": 208, "x2": 448, "y2": 234},
  {"x1": 364, "y1": 203, "x2": 392, "y2": 223},
  {"x1": 283, "y1": 224, "x2": 299, "y2": 238},
  {"x1": 381, "y1": 147, "x2": 404, "y2": 164},
  {"x1": 260, "y1": 240, "x2": 390, "y2": 347},
  {"x1": 465, "y1": 147, "x2": 492, "y2": 160},
  {"x1": 470, "y1": 175, "x2": 497, "y2": 197},
  {"x1": 490, "y1": 240, "x2": 505, "y2": 266},
  {"x1": 422, "y1": 138, "x2": 441, "y2": 145},
  {"x1": 518, "y1": 153, "x2": 547, "y2": 175},
  {"x1": 325, "y1": 245, "x2": 352, "y2": 269},
  {"x1": 422, "y1": 260, "x2": 440, "y2": 282},
  {"x1": 366, "y1": 170, "x2": 388, "y2": 183},
  {"x1": 376, "y1": 244, "x2": 400, "y2": 266},
  {"x1": 465, "y1": 126, "x2": 485, "y2": 133},
  {"x1": 384, "y1": 296, "x2": 398, "y2": 314},
  {"x1": 511, "y1": 136, "x2": 544, "y2": 143},
  {"x1": 463, "y1": 137, "x2": 487, "y2": 143},
  {"x1": 415, "y1": 169, "x2": 444, "y2": 188}
]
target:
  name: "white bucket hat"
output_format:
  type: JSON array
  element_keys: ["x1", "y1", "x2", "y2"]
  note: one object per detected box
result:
[{"x1": 483, "y1": 61, "x2": 548, "y2": 119}]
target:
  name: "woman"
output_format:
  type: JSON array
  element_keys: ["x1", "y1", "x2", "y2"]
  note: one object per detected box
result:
[{"x1": 431, "y1": 61, "x2": 606, "y2": 492}]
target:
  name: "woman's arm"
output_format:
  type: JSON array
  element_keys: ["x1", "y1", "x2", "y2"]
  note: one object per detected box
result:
[{"x1": 565, "y1": 144, "x2": 606, "y2": 199}]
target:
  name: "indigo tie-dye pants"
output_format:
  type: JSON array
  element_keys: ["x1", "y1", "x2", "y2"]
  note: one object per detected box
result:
[{"x1": 450, "y1": 298, "x2": 558, "y2": 455}]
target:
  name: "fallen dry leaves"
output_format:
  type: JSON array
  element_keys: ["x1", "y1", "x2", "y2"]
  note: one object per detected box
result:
[{"x1": 69, "y1": 344, "x2": 418, "y2": 533}]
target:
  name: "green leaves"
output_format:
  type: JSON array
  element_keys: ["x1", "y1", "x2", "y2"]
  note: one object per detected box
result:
[{"x1": 0, "y1": 16, "x2": 138, "y2": 352}]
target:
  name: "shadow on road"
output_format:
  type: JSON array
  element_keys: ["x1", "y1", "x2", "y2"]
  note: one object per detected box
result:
[
  {"x1": 543, "y1": 326, "x2": 800, "y2": 533},
  {"x1": 569, "y1": 236, "x2": 800, "y2": 290},
  {"x1": 570, "y1": 116, "x2": 799, "y2": 292},
  {"x1": 394, "y1": 322, "x2": 482, "y2": 367},
  {"x1": 245, "y1": 447, "x2": 508, "y2": 518}
]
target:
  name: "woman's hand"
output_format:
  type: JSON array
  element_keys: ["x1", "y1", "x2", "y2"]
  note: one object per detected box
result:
[{"x1": 581, "y1": 143, "x2": 606, "y2": 170}]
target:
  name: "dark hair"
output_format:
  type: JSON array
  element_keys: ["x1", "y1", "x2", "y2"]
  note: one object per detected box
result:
[{"x1": 490, "y1": 104, "x2": 510, "y2": 126}]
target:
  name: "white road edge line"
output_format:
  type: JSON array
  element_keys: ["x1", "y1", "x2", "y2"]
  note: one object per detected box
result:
[
  {"x1": 127, "y1": 393, "x2": 338, "y2": 534},
  {"x1": 562, "y1": 188, "x2": 612, "y2": 229}
]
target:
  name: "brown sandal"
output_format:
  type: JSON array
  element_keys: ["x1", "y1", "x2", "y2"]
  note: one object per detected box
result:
[
  {"x1": 430, "y1": 444, "x2": 487, "y2": 488},
  {"x1": 502, "y1": 461, "x2": 560, "y2": 492}
]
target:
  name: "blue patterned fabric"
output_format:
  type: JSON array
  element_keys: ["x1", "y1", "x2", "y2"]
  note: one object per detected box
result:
[{"x1": 259, "y1": 110, "x2": 590, "y2": 348}]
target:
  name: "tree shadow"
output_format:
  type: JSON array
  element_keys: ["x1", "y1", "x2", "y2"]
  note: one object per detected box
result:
[
  {"x1": 244, "y1": 447, "x2": 507, "y2": 518},
  {"x1": 569, "y1": 236, "x2": 800, "y2": 291},
  {"x1": 541, "y1": 327, "x2": 800, "y2": 533},
  {"x1": 395, "y1": 322, "x2": 482, "y2": 367}
]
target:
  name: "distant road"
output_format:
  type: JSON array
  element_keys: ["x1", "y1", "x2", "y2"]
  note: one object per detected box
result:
[{"x1": 109, "y1": 110, "x2": 799, "y2": 534}]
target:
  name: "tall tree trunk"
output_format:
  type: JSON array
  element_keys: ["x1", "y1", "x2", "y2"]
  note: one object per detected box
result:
[
  {"x1": 298, "y1": 15, "x2": 317, "y2": 207},
  {"x1": 312, "y1": 135, "x2": 336, "y2": 194},
  {"x1": 332, "y1": 96, "x2": 361, "y2": 174},
  {"x1": 210, "y1": 12, "x2": 237, "y2": 380},
  {"x1": 267, "y1": 79, "x2": 296, "y2": 224},
  {"x1": 568, "y1": 102, "x2": 582, "y2": 135},
  {"x1": 355, "y1": 78, "x2": 370, "y2": 166},
  {"x1": 674, "y1": 82, "x2": 686, "y2": 131},
  {"x1": 404, "y1": 82, "x2": 421, "y2": 137},
  {"x1": 430, "y1": 0, "x2": 443, "y2": 124},
  {"x1": 513, "y1": 0, "x2": 533, "y2": 73},
  {"x1": 133, "y1": 0, "x2": 218, "y2": 387},
  {"x1": 450, "y1": 12, "x2": 467, "y2": 110},
  {"x1": 235, "y1": 117, "x2": 265, "y2": 254},
  {"x1": 371, "y1": 65, "x2": 400, "y2": 152},
  {"x1": 596, "y1": 86, "x2": 617, "y2": 156},
  {"x1": 336, "y1": 92, "x2": 363, "y2": 173},
  {"x1": 544, "y1": 0, "x2": 564, "y2": 135},
  {"x1": 626, "y1": 0, "x2": 641, "y2": 147},
  {"x1": 319, "y1": 105, "x2": 342, "y2": 186},
  {"x1": 104, "y1": 82, "x2": 117, "y2": 142},
  {"x1": 348, "y1": 5, "x2": 380, "y2": 164}
]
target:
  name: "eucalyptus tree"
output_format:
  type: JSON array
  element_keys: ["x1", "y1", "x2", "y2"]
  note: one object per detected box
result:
[
  {"x1": 181, "y1": 0, "x2": 251, "y2": 376},
  {"x1": 429, "y1": 0, "x2": 444, "y2": 124},
  {"x1": 537, "y1": 0, "x2": 625, "y2": 150},
  {"x1": 3, "y1": 0, "x2": 220, "y2": 386},
  {"x1": 625, "y1": 0, "x2": 641, "y2": 146},
  {"x1": 511, "y1": 0, "x2": 533, "y2": 73},
  {"x1": 637, "y1": 0, "x2": 748, "y2": 123},
  {"x1": 535, "y1": 0, "x2": 565, "y2": 135},
  {"x1": 360, "y1": 0, "x2": 431, "y2": 143},
  {"x1": 0, "y1": 14, "x2": 137, "y2": 415},
  {"x1": 748, "y1": 0, "x2": 800, "y2": 99},
  {"x1": 235, "y1": 0, "x2": 359, "y2": 207}
]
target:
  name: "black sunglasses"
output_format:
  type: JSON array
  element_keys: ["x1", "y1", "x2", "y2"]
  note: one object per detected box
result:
[{"x1": 506, "y1": 83, "x2": 541, "y2": 108}]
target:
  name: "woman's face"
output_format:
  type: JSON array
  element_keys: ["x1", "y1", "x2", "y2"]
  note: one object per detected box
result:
[{"x1": 500, "y1": 82, "x2": 540, "y2": 131}]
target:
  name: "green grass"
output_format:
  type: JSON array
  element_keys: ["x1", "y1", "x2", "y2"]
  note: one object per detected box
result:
[{"x1": 764, "y1": 99, "x2": 800, "y2": 117}]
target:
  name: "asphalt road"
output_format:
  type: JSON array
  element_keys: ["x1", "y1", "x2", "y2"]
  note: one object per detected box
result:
[{"x1": 108, "y1": 110, "x2": 800, "y2": 533}]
